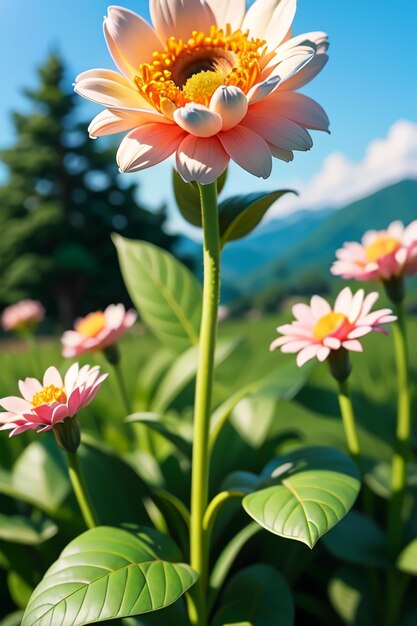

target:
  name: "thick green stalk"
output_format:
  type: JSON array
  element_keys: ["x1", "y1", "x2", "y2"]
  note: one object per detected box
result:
[
  {"x1": 337, "y1": 379, "x2": 360, "y2": 460},
  {"x1": 189, "y1": 181, "x2": 220, "y2": 626},
  {"x1": 387, "y1": 302, "x2": 411, "y2": 555},
  {"x1": 67, "y1": 451, "x2": 97, "y2": 529}
]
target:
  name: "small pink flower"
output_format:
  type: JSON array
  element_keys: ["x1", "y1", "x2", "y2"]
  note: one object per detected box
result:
[
  {"x1": 0, "y1": 363, "x2": 107, "y2": 437},
  {"x1": 1, "y1": 300, "x2": 45, "y2": 333},
  {"x1": 61, "y1": 304, "x2": 137, "y2": 358},
  {"x1": 270, "y1": 288, "x2": 396, "y2": 367},
  {"x1": 331, "y1": 220, "x2": 417, "y2": 282}
]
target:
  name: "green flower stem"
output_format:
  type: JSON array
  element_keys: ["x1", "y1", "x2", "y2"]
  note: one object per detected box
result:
[
  {"x1": 387, "y1": 301, "x2": 411, "y2": 555},
  {"x1": 189, "y1": 181, "x2": 220, "y2": 626},
  {"x1": 203, "y1": 491, "x2": 244, "y2": 543},
  {"x1": 66, "y1": 451, "x2": 97, "y2": 529},
  {"x1": 337, "y1": 379, "x2": 361, "y2": 460}
]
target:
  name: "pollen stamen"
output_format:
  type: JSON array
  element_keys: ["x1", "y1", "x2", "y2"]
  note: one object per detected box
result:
[
  {"x1": 32, "y1": 385, "x2": 67, "y2": 407},
  {"x1": 134, "y1": 26, "x2": 266, "y2": 111}
]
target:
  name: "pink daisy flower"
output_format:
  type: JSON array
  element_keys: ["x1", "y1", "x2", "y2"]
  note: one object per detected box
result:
[
  {"x1": 331, "y1": 220, "x2": 417, "y2": 282},
  {"x1": 61, "y1": 304, "x2": 137, "y2": 358},
  {"x1": 0, "y1": 363, "x2": 107, "y2": 437},
  {"x1": 74, "y1": 0, "x2": 329, "y2": 183},
  {"x1": 270, "y1": 288, "x2": 396, "y2": 367},
  {"x1": 1, "y1": 299, "x2": 45, "y2": 333}
]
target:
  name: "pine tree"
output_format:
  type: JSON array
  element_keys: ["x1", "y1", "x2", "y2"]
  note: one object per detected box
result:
[{"x1": 0, "y1": 53, "x2": 177, "y2": 327}]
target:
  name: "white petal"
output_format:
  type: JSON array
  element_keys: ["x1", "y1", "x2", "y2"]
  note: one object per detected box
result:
[
  {"x1": 150, "y1": 0, "x2": 216, "y2": 42},
  {"x1": 334, "y1": 287, "x2": 353, "y2": 314},
  {"x1": 205, "y1": 0, "x2": 246, "y2": 30},
  {"x1": 297, "y1": 344, "x2": 320, "y2": 366},
  {"x1": 174, "y1": 104, "x2": 223, "y2": 137},
  {"x1": 247, "y1": 76, "x2": 281, "y2": 104},
  {"x1": 117, "y1": 123, "x2": 185, "y2": 173},
  {"x1": 18, "y1": 378, "x2": 43, "y2": 402},
  {"x1": 342, "y1": 340, "x2": 363, "y2": 353},
  {"x1": 88, "y1": 108, "x2": 171, "y2": 138},
  {"x1": 104, "y1": 6, "x2": 163, "y2": 79},
  {"x1": 278, "y1": 31, "x2": 329, "y2": 55},
  {"x1": 43, "y1": 366, "x2": 64, "y2": 389},
  {"x1": 310, "y1": 295, "x2": 331, "y2": 319},
  {"x1": 74, "y1": 69, "x2": 153, "y2": 110},
  {"x1": 279, "y1": 53, "x2": 329, "y2": 91},
  {"x1": 64, "y1": 363, "x2": 80, "y2": 396},
  {"x1": 242, "y1": 0, "x2": 297, "y2": 51},
  {"x1": 210, "y1": 86, "x2": 248, "y2": 131},
  {"x1": 176, "y1": 135, "x2": 229, "y2": 184}
]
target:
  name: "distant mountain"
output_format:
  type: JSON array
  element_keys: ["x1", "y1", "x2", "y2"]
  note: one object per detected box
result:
[
  {"x1": 240, "y1": 179, "x2": 417, "y2": 298},
  {"x1": 175, "y1": 179, "x2": 417, "y2": 306}
]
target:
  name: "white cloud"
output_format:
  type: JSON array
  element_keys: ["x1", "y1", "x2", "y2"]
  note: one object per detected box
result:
[{"x1": 268, "y1": 119, "x2": 417, "y2": 217}]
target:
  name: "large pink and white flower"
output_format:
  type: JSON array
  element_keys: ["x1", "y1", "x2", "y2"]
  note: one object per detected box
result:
[
  {"x1": 61, "y1": 304, "x2": 137, "y2": 358},
  {"x1": 0, "y1": 364, "x2": 107, "y2": 437},
  {"x1": 331, "y1": 220, "x2": 417, "y2": 282},
  {"x1": 74, "y1": 0, "x2": 329, "y2": 183},
  {"x1": 270, "y1": 288, "x2": 396, "y2": 367},
  {"x1": 1, "y1": 300, "x2": 45, "y2": 333}
]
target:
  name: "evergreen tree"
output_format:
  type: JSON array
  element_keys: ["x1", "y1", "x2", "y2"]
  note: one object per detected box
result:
[{"x1": 0, "y1": 53, "x2": 176, "y2": 327}]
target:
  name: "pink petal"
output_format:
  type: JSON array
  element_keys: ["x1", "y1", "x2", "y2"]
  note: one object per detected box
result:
[
  {"x1": 176, "y1": 135, "x2": 229, "y2": 184},
  {"x1": 18, "y1": 378, "x2": 43, "y2": 402},
  {"x1": 281, "y1": 340, "x2": 313, "y2": 353},
  {"x1": 317, "y1": 346, "x2": 331, "y2": 362},
  {"x1": 174, "y1": 104, "x2": 223, "y2": 138},
  {"x1": 88, "y1": 108, "x2": 172, "y2": 138},
  {"x1": 68, "y1": 388, "x2": 82, "y2": 417},
  {"x1": 150, "y1": 0, "x2": 216, "y2": 42},
  {"x1": 117, "y1": 123, "x2": 186, "y2": 173},
  {"x1": 279, "y1": 53, "x2": 329, "y2": 91},
  {"x1": 292, "y1": 303, "x2": 315, "y2": 324},
  {"x1": 105, "y1": 303, "x2": 125, "y2": 328},
  {"x1": 52, "y1": 405, "x2": 70, "y2": 425},
  {"x1": 0, "y1": 396, "x2": 32, "y2": 413},
  {"x1": 32, "y1": 405, "x2": 54, "y2": 423},
  {"x1": 310, "y1": 295, "x2": 331, "y2": 319},
  {"x1": 297, "y1": 344, "x2": 320, "y2": 366},
  {"x1": 43, "y1": 366, "x2": 63, "y2": 389},
  {"x1": 243, "y1": 106, "x2": 313, "y2": 151},
  {"x1": 104, "y1": 6, "x2": 163, "y2": 79},
  {"x1": 242, "y1": 0, "x2": 297, "y2": 51},
  {"x1": 219, "y1": 126, "x2": 272, "y2": 179},
  {"x1": 347, "y1": 326, "x2": 372, "y2": 339},
  {"x1": 342, "y1": 340, "x2": 363, "y2": 352},
  {"x1": 64, "y1": 363, "x2": 80, "y2": 396},
  {"x1": 334, "y1": 287, "x2": 353, "y2": 315},
  {"x1": 267, "y1": 92, "x2": 329, "y2": 132},
  {"x1": 323, "y1": 337, "x2": 341, "y2": 349},
  {"x1": 74, "y1": 69, "x2": 152, "y2": 110},
  {"x1": 205, "y1": 0, "x2": 246, "y2": 30}
]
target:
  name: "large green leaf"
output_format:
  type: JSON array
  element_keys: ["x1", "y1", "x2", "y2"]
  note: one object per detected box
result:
[
  {"x1": 212, "y1": 564, "x2": 294, "y2": 626},
  {"x1": 172, "y1": 168, "x2": 228, "y2": 228},
  {"x1": 218, "y1": 190, "x2": 295, "y2": 246},
  {"x1": 113, "y1": 235, "x2": 202, "y2": 352},
  {"x1": 323, "y1": 510, "x2": 388, "y2": 567},
  {"x1": 0, "y1": 513, "x2": 57, "y2": 545},
  {"x1": 398, "y1": 538, "x2": 417, "y2": 575},
  {"x1": 22, "y1": 526, "x2": 198, "y2": 626},
  {"x1": 243, "y1": 447, "x2": 360, "y2": 548}
]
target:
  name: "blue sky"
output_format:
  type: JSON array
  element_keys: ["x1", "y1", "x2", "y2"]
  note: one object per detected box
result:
[{"x1": 1, "y1": 0, "x2": 416, "y2": 231}]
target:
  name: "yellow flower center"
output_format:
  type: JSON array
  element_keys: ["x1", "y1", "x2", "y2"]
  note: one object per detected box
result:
[
  {"x1": 365, "y1": 236, "x2": 401, "y2": 263},
  {"x1": 75, "y1": 311, "x2": 106, "y2": 338},
  {"x1": 135, "y1": 25, "x2": 266, "y2": 110},
  {"x1": 313, "y1": 312, "x2": 348, "y2": 342},
  {"x1": 32, "y1": 385, "x2": 67, "y2": 407}
]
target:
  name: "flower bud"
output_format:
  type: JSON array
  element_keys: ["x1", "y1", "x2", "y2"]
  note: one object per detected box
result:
[
  {"x1": 53, "y1": 417, "x2": 81, "y2": 453},
  {"x1": 327, "y1": 348, "x2": 352, "y2": 382}
]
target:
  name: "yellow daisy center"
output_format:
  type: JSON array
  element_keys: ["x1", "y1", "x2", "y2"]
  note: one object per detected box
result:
[
  {"x1": 76, "y1": 311, "x2": 106, "y2": 338},
  {"x1": 135, "y1": 25, "x2": 266, "y2": 111},
  {"x1": 365, "y1": 236, "x2": 401, "y2": 263},
  {"x1": 32, "y1": 385, "x2": 67, "y2": 407},
  {"x1": 313, "y1": 312, "x2": 348, "y2": 342}
]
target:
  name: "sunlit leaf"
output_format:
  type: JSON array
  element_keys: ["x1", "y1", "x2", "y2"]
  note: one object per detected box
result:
[
  {"x1": 398, "y1": 538, "x2": 417, "y2": 575},
  {"x1": 22, "y1": 526, "x2": 198, "y2": 626},
  {"x1": 243, "y1": 447, "x2": 360, "y2": 548},
  {"x1": 219, "y1": 190, "x2": 295, "y2": 246},
  {"x1": 0, "y1": 514, "x2": 57, "y2": 545},
  {"x1": 113, "y1": 235, "x2": 202, "y2": 352}
]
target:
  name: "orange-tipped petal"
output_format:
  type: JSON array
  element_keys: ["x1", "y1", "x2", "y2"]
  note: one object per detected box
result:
[
  {"x1": 219, "y1": 125, "x2": 272, "y2": 179},
  {"x1": 242, "y1": 0, "x2": 297, "y2": 51},
  {"x1": 176, "y1": 135, "x2": 229, "y2": 184}
]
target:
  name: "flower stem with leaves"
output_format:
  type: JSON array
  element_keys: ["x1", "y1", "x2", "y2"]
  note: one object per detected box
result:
[{"x1": 188, "y1": 181, "x2": 221, "y2": 626}]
